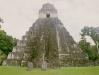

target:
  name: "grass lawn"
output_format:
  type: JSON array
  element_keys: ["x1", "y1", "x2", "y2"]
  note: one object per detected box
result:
[{"x1": 0, "y1": 66, "x2": 99, "y2": 75}]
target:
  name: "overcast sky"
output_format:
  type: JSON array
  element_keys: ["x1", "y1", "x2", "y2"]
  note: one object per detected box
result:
[{"x1": 0, "y1": 0, "x2": 99, "y2": 42}]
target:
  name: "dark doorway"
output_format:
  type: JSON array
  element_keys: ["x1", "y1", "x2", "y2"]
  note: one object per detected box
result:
[{"x1": 46, "y1": 13, "x2": 50, "y2": 18}]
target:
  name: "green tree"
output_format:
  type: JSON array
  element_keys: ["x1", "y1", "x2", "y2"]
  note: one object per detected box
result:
[
  {"x1": 0, "y1": 30, "x2": 16, "y2": 55},
  {"x1": 81, "y1": 26, "x2": 99, "y2": 54},
  {"x1": 0, "y1": 18, "x2": 17, "y2": 64},
  {"x1": 0, "y1": 50, "x2": 6, "y2": 65},
  {"x1": 90, "y1": 46, "x2": 98, "y2": 62},
  {"x1": 0, "y1": 29, "x2": 17, "y2": 65},
  {"x1": 79, "y1": 26, "x2": 99, "y2": 64},
  {"x1": 78, "y1": 39, "x2": 98, "y2": 63}
]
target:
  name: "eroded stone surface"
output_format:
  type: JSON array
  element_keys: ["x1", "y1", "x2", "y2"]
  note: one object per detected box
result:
[{"x1": 5, "y1": 3, "x2": 87, "y2": 67}]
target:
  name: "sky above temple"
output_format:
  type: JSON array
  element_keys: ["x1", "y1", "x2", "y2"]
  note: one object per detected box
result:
[{"x1": 0, "y1": 0, "x2": 99, "y2": 43}]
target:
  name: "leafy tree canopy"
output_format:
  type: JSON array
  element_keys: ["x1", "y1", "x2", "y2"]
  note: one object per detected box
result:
[
  {"x1": 0, "y1": 30, "x2": 17, "y2": 55},
  {"x1": 79, "y1": 26, "x2": 99, "y2": 62}
]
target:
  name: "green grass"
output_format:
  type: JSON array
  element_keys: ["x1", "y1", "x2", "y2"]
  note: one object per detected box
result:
[{"x1": 0, "y1": 66, "x2": 99, "y2": 75}]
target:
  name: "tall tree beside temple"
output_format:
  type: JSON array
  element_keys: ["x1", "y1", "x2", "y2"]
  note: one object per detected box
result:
[
  {"x1": 78, "y1": 26, "x2": 99, "y2": 64},
  {"x1": 0, "y1": 30, "x2": 17, "y2": 55},
  {"x1": 0, "y1": 18, "x2": 17, "y2": 64},
  {"x1": 81, "y1": 26, "x2": 99, "y2": 54}
]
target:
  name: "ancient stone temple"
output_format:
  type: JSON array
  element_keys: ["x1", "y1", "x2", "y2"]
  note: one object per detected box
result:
[{"x1": 5, "y1": 3, "x2": 87, "y2": 67}]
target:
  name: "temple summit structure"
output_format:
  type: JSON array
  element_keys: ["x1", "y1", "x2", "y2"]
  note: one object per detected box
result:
[{"x1": 5, "y1": 3, "x2": 87, "y2": 68}]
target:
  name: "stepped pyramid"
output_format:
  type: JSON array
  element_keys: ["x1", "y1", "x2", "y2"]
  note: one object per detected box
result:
[{"x1": 5, "y1": 3, "x2": 87, "y2": 67}]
